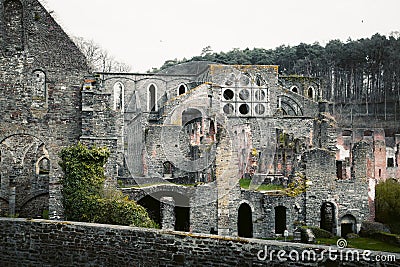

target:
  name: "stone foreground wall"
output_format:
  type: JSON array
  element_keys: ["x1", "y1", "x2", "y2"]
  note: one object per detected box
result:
[{"x1": 0, "y1": 218, "x2": 398, "y2": 267}]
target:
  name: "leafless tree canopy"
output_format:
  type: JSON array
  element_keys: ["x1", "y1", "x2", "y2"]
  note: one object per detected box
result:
[{"x1": 72, "y1": 36, "x2": 132, "y2": 73}]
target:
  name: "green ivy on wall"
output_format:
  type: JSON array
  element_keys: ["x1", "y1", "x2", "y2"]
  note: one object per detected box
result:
[{"x1": 59, "y1": 142, "x2": 158, "y2": 228}]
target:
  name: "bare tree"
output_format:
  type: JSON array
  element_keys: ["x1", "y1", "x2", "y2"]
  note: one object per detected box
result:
[{"x1": 72, "y1": 36, "x2": 132, "y2": 73}]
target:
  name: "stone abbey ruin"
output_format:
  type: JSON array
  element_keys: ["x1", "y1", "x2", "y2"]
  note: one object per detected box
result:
[{"x1": 0, "y1": 0, "x2": 399, "y2": 240}]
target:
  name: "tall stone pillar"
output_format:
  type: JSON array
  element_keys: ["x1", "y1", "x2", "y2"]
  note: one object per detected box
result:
[
  {"x1": 9, "y1": 187, "x2": 16, "y2": 217},
  {"x1": 161, "y1": 197, "x2": 175, "y2": 230},
  {"x1": 8, "y1": 168, "x2": 19, "y2": 217}
]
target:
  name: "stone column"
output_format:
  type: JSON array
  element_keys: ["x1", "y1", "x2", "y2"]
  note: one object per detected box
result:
[
  {"x1": 8, "y1": 168, "x2": 19, "y2": 217},
  {"x1": 9, "y1": 187, "x2": 16, "y2": 217},
  {"x1": 160, "y1": 197, "x2": 175, "y2": 230}
]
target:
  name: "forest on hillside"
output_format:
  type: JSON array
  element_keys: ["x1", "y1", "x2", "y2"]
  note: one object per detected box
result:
[{"x1": 154, "y1": 33, "x2": 400, "y2": 113}]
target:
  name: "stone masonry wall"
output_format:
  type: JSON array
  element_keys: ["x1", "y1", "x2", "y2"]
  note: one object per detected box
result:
[
  {"x1": 0, "y1": 0, "x2": 88, "y2": 219},
  {"x1": 0, "y1": 218, "x2": 398, "y2": 267}
]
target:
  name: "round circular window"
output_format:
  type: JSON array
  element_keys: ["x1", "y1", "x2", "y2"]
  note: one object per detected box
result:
[
  {"x1": 223, "y1": 103, "x2": 235, "y2": 115},
  {"x1": 223, "y1": 89, "x2": 234, "y2": 100},
  {"x1": 255, "y1": 89, "x2": 265, "y2": 101},
  {"x1": 239, "y1": 89, "x2": 250, "y2": 100},
  {"x1": 255, "y1": 104, "x2": 265, "y2": 115},
  {"x1": 239, "y1": 104, "x2": 250, "y2": 115}
]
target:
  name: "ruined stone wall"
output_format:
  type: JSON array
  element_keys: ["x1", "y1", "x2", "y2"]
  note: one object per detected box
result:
[
  {"x1": 279, "y1": 76, "x2": 322, "y2": 101},
  {"x1": 336, "y1": 128, "x2": 399, "y2": 182},
  {"x1": 0, "y1": 218, "x2": 398, "y2": 266},
  {"x1": 352, "y1": 141, "x2": 375, "y2": 221},
  {"x1": 0, "y1": 0, "x2": 88, "y2": 218},
  {"x1": 304, "y1": 149, "x2": 338, "y2": 231},
  {"x1": 189, "y1": 183, "x2": 218, "y2": 234},
  {"x1": 97, "y1": 63, "x2": 377, "y2": 240},
  {"x1": 80, "y1": 87, "x2": 120, "y2": 180},
  {"x1": 260, "y1": 193, "x2": 304, "y2": 238},
  {"x1": 95, "y1": 73, "x2": 202, "y2": 180},
  {"x1": 304, "y1": 147, "x2": 371, "y2": 236},
  {"x1": 239, "y1": 190, "x2": 303, "y2": 238},
  {"x1": 124, "y1": 114, "x2": 144, "y2": 177}
]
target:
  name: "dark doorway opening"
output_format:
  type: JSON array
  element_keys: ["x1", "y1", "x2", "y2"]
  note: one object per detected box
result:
[
  {"x1": 341, "y1": 223, "x2": 353, "y2": 237},
  {"x1": 174, "y1": 206, "x2": 190, "y2": 232},
  {"x1": 340, "y1": 214, "x2": 356, "y2": 238},
  {"x1": 238, "y1": 203, "x2": 253, "y2": 238},
  {"x1": 149, "y1": 84, "x2": 156, "y2": 111},
  {"x1": 275, "y1": 206, "x2": 287, "y2": 235},
  {"x1": 178, "y1": 85, "x2": 186, "y2": 95},
  {"x1": 308, "y1": 87, "x2": 313, "y2": 98},
  {"x1": 138, "y1": 195, "x2": 161, "y2": 226},
  {"x1": 320, "y1": 202, "x2": 335, "y2": 233},
  {"x1": 336, "y1": 160, "x2": 343, "y2": 179}
]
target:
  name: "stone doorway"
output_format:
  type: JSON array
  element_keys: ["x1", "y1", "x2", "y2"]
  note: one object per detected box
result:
[
  {"x1": 174, "y1": 206, "x2": 190, "y2": 232},
  {"x1": 275, "y1": 206, "x2": 287, "y2": 235},
  {"x1": 137, "y1": 195, "x2": 161, "y2": 226},
  {"x1": 238, "y1": 203, "x2": 253, "y2": 238},
  {"x1": 320, "y1": 202, "x2": 336, "y2": 234},
  {"x1": 340, "y1": 214, "x2": 357, "y2": 237}
]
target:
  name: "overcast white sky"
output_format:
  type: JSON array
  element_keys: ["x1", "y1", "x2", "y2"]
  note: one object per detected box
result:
[{"x1": 41, "y1": 0, "x2": 399, "y2": 72}]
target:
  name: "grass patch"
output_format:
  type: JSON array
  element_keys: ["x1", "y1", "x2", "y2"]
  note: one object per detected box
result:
[
  {"x1": 239, "y1": 178, "x2": 284, "y2": 191},
  {"x1": 316, "y1": 237, "x2": 400, "y2": 253}
]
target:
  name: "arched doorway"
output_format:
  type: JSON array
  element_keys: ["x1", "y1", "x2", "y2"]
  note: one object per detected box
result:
[
  {"x1": 274, "y1": 206, "x2": 287, "y2": 235},
  {"x1": 320, "y1": 202, "x2": 335, "y2": 233},
  {"x1": 340, "y1": 214, "x2": 357, "y2": 237},
  {"x1": 238, "y1": 203, "x2": 253, "y2": 238},
  {"x1": 137, "y1": 195, "x2": 161, "y2": 226},
  {"x1": 178, "y1": 84, "x2": 186, "y2": 95}
]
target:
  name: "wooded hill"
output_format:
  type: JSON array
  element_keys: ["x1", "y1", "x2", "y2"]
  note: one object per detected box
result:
[{"x1": 155, "y1": 33, "x2": 400, "y2": 131}]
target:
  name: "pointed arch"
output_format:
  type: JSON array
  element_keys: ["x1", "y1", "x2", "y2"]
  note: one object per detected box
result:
[
  {"x1": 148, "y1": 84, "x2": 157, "y2": 112},
  {"x1": 113, "y1": 82, "x2": 124, "y2": 112}
]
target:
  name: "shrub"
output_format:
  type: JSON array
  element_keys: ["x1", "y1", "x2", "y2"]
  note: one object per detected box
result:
[
  {"x1": 376, "y1": 178, "x2": 400, "y2": 234},
  {"x1": 59, "y1": 142, "x2": 157, "y2": 228},
  {"x1": 359, "y1": 221, "x2": 391, "y2": 237},
  {"x1": 388, "y1": 224, "x2": 400, "y2": 235}
]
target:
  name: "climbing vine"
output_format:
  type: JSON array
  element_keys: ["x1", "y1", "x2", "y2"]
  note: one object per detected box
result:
[
  {"x1": 59, "y1": 142, "x2": 157, "y2": 228},
  {"x1": 285, "y1": 172, "x2": 309, "y2": 197}
]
